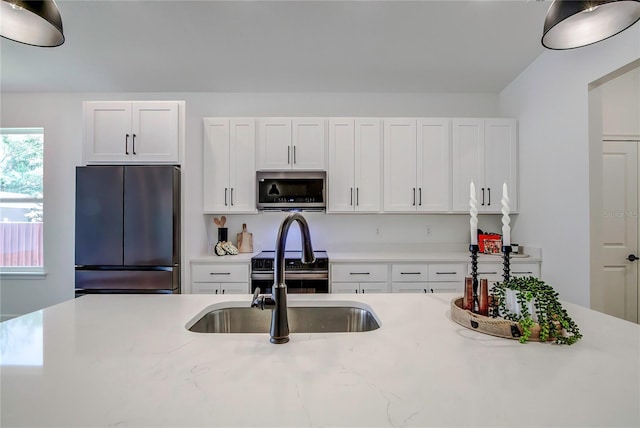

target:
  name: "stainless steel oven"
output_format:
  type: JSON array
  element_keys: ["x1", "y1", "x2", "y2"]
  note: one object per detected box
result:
[{"x1": 251, "y1": 250, "x2": 329, "y2": 294}]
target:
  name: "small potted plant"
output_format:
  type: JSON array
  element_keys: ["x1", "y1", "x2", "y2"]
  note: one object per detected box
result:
[{"x1": 491, "y1": 276, "x2": 582, "y2": 345}]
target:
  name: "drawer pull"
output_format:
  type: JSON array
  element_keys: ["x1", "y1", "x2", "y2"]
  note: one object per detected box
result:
[
  {"x1": 400, "y1": 272, "x2": 421, "y2": 275},
  {"x1": 436, "y1": 272, "x2": 457, "y2": 275},
  {"x1": 512, "y1": 271, "x2": 533, "y2": 274},
  {"x1": 210, "y1": 272, "x2": 231, "y2": 275},
  {"x1": 350, "y1": 272, "x2": 370, "y2": 275},
  {"x1": 479, "y1": 271, "x2": 498, "y2": 275}
]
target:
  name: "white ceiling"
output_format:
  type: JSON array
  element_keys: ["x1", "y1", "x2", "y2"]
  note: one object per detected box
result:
[{"x1": 0, "y1": 0, "x2": 552, "y2": 93}]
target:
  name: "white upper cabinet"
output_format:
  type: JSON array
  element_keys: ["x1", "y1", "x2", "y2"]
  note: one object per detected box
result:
[
  {"x1": 203, "y1": 118, "x2": 256, "y2": 213},
  {"x1": 257, "y1": 118, "x2": 326, "y2": 170},
  {"x1": 383, "y1": 118, "x2": 451, "y2": 212},
  {"x1": 328, "y1": 118, "x2": 382, "y2": 213},
  {"x1": 84, "y1": 101, "x2": 182, "y2": 164},
  {"x1": 452, "y1": 118, "x2": 517, "y2": 213}
]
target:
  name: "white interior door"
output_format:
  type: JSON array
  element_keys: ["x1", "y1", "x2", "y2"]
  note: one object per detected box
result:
[{"x1": 602, "y1": 140, "x2": 638, "y2": 323}]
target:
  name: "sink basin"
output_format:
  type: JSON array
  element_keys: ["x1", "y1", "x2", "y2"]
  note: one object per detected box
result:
[{"x1": 187, "y1": 301, "x2": 380, "y2": 334}]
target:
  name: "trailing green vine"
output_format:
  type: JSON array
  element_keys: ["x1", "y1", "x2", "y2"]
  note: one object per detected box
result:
[{"x1": 491, "y1": 277, "x2": 582, "y2": 345}]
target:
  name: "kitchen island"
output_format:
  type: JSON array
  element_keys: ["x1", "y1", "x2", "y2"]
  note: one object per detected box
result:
[{"x1": 1, "y1": 293, "x2": 638, "y2": 427}]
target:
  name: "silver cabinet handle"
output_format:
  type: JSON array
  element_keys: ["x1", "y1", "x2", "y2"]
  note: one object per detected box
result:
[
  {"x1": 487, "y1": 187, "x2": 491, "y2": 206},
  {"x1": 436, "y1": 272, "x2": 457, "y2": 275},
  {"x1": 350, "y1": 272, "x2": 370, "y2": 275},
  {"x1": 224, "y1": 188, "x2": 228, "y2": 206},
  {"x1": 209, "y1": 272, "x2": 231, "y2": 275},
  {"x1": 419, "y1": 187, "x2": 422, "y2": 206},
  {"x1": 293, "y1": 146, "x2": 297, "y2": 164},
  {"x1": 132, "y1": 134, "x2": 136, "y2": 155},
  {"x1": 230, "y1": 188, "x2": 234, "y2": 206},
  {"x1": 350, "y1": 188, "x2": 353, "y2": 206},
  {"x1": 478, "y1": 271, "x2": 498, "y2": 275},
  {"x1": 356, "y1": 188, "x2": 359, "y2": 206},
  {"x1": 412, "y1": 188, "x2": 416, "y2": 206},
  {"x1": 287, "y1": 146, "x2": 291, "y2": 164},
  {"x1": 125, "y1": 134, "x2": 129, "y2": 155},
  {"x1": 400, "y1": 272, "x2": 421, "y2": 275},
  {"x1": 481, "y1": 188, "x2": 485, "y2": 206},
  {"x1": 512, "y1": 271, "x2": 533, "y2": 274}
]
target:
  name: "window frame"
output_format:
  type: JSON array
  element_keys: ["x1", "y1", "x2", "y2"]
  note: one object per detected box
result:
[{"x1": 0, "y1": 127, "x2": 46, "y2": 278}]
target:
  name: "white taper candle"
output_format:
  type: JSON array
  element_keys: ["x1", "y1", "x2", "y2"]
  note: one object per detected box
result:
[
  {"x1": 470, "y1": 182, "x2": 478, "y2": 245},
  {"x1": 501, "y1": 182, "x2": 511, "y2": 247}
]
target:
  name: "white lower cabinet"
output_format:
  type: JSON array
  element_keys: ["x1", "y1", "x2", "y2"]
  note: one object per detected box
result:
[
  {"x1": 331, "y1": 264, "x2": 389, "y2": 293},
  {"x1": 392, "y1": 263, "x2": 465, "y2": 293},
  {"x1": 190, "y1": 262, "x2": 249, "y2": 294},
  {"x1": 391, "y1": 264, "x2": 429, "y2": 293},
  {"x1": 467, "y1": 262, "x2": 541, "y2": 288}
]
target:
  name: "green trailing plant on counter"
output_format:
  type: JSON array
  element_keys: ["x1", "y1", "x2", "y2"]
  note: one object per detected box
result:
[{"x1": 491, "y1": 277, "x2": 582, "y2": 345}]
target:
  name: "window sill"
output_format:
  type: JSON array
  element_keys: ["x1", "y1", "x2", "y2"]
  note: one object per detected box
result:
[{"x1": 0, "y1": 270, "x2": 47, "y2": 280}]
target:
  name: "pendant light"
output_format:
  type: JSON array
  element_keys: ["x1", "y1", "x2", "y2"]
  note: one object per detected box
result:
[
  {"x1": 542, "y1": 0, "x2": 640, "y2": 50},
  {"x1": 1, "y1": 0, "x2": 64, "y2": 47}
]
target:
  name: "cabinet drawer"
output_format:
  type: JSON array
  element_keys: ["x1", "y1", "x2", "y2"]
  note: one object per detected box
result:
[
  {"x1": 192, "y1": 263, "x2": 249, "y2": 282},
  {"x1": 428, "y1": 263, "x2": 465, "y2": 282},
  {"x1": 511, "y1": 264, "x2": 540, "y2": 278},
  {"x1": 468, "y1": 263, "x2": 502, "y2": 281},
  {"x1": 331, "y1": 264, "x2": 388, "y2": 282},
  {"x1": 391, "y1": 264, "x2": 428, "y2": 282}
]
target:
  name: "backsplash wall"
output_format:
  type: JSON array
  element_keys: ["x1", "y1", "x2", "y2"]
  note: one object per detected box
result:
[{"x1": 202, "y1": 212, "x2": 507, "y2": 254}]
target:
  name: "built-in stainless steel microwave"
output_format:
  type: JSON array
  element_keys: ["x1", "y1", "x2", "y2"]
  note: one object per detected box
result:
[{"x1": 256, "y1": 171, "x2": 326, "y2": 211}]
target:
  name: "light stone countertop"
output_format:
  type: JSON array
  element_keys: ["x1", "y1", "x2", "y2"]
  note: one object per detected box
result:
[{"x1": 1, "y1": 293, "x2": 638, "y2": 427}]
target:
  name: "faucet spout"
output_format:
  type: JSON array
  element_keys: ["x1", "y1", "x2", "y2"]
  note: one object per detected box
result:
[{"x1": 270, "y1": 212, "x2": 315, "y2": 344}]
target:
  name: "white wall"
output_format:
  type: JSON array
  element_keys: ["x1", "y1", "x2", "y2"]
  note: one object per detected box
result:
[
  {"x1": 499, "y1": 26, "x2": 640, "y2": 307},
  {"x1": 601, "y1": 66, "x2": 640, "y2": 138},
  {"x1": 1, "y1": 91, "x2": 502, "y2": 318}
]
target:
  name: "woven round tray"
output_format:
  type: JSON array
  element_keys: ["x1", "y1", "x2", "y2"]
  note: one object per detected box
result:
[{"x1": 450, "y1": 297, "x2": 557, "y2": 341}]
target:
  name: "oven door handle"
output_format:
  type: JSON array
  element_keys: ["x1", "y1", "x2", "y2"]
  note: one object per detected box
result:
[{"x1": 251, "y1": 271, "x2": 328, "y2": 280}]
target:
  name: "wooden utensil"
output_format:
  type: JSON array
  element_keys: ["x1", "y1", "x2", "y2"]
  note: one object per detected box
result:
[
  {"x1": 237, "y1": 223, "x2": 253, "y2": 253},
  {"x1": 220, "y1": 216, "x2": 226, "y2": 227},
  {"x1": 213, "y1": 217, "x2": 221, "y2": 227}
]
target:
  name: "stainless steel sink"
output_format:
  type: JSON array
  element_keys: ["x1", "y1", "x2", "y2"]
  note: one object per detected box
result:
[{"x1": 187, "y1": 303, "x2": 380, "y2": 334}]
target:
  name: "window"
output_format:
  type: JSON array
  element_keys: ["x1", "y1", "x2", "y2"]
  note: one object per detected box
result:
[{"x1": 0, "y1": 128, "x2": 44, "y2": 273}]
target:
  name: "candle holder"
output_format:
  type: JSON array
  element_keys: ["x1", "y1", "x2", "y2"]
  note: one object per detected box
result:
[
  {"x1": 469, "y1": 244, "x2": 480, "y2": 313},
  {"x1": 501, "y1": 245, "x2": 512, "y2": 283}
]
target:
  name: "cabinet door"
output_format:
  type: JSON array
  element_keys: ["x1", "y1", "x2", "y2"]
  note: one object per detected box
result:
[
  {"x1": 257, "y1": 119, "x2": 292, "y2": 170},
  {"x1": 429, "y1": 282, "x2": 463, "y2": 293},
  {"x1": 84, "y1": 102, "x2": 132, "y2": 163},
  {"x1": 354, "y1": 119, "x2": 382, "y2": 212},
  {"x1": 391, "y1": 283, "x2": 430, "y2": 293},
  {"x1": 328, "y1": 119, "x2": 356, "y2": 212},
  {"x1": 331, "y1": 282, "x2": 360, "y2": 294},
  {"x1": 452, "y1": 119, "x2": 484, "y2": 212},
  {"x1": 131, "y1": 101, "x2": 180, "y2": 163},
  {"x1": 203, "y1": 118, "x2": 231, "y2": 212},
  {"x1": 292, "y1": 118, "x2": 326, "y2": 170},
  {"x1": 228, "y1": 119, "x2": 256, "y2": 213},
  {"x1": 192, "y1": 283, "x2": 221, "y2": 294},
  {"x1": 383, "y1": 119, "x2": 417, "y2": 212},
  {"x1": 359, "y1": 282, "x2": 390, "y2": 293},
  {"x1": 417, "y1": 119, "x2": 451, "y2": 212},
  {"x1": 484, "y1": 119, "x2": 517, "y2": 213},
  {"x1": 219, "y1": 282, "x2": 249, "y2": 294}
]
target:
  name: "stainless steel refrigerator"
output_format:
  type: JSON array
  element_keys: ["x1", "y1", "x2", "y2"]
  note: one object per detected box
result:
[{"x1": 75, "y1": 165, "x2": 180, "y2": 295}]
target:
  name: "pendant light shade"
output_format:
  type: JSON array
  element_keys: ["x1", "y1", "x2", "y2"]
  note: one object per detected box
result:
[
  {"x1": 542, "y1": 0, "x2": 640, "y2": 50},
  {"x1": 1, "y1": 0, "x2": 64, "y2": 47}
]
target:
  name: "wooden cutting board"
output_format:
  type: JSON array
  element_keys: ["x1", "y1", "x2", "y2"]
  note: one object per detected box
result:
[{"x1": 236, "y1": 223, "x2": 253, "y2": 253}]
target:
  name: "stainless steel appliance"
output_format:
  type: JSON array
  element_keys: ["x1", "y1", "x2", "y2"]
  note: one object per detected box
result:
[
  {"x1": 251, "y1": 250, "x2": 329, "y2": 294},
  {"x1": 74, "y1": 165, "x2": 180, "y2": 296},
  {"x1": 256, "y1": 171, "x2": 326, "y2": 211}
]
